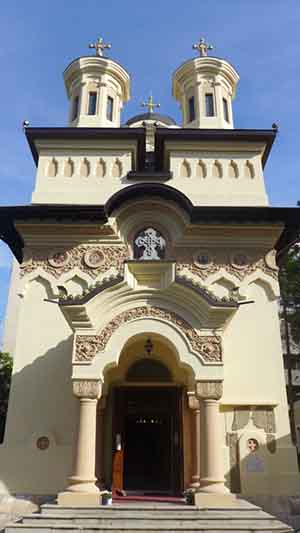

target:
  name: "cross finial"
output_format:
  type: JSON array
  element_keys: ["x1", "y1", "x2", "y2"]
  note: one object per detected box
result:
[
  {"x1": 141, "y1": 94, "x2": 160, "y2": 114},
  {"x1": 89, "y1": 37, "x2": 111, "y2": 57},
  {"x1": 192, "y1": 37, "x2": 214, "y2": 57}
]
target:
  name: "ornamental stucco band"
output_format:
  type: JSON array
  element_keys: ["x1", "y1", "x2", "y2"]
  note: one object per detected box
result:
[
  {"x1": 75, "y1": 306, "x2": 223, "y2": 362},
  {"x1": 20, "y1": 245, "x2": 128, "y2": 279}
]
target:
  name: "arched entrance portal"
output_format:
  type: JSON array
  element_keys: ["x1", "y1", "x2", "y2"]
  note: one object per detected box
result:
[{"x1": 103, "y1": 334, "x2": 192, "y2": 496}]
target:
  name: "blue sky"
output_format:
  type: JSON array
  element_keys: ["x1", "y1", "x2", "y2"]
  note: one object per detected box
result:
[{"x1": 0, "y1": 0, "x2": 300, "y2": 343}]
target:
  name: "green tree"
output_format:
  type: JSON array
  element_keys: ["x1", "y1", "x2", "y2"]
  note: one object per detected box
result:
[
  {"x1": 0, "y1": 351, "x2": 13, "y2": 443},
  {"x1": 279, "y1": 243, "x2": 300, "y2": 346}
]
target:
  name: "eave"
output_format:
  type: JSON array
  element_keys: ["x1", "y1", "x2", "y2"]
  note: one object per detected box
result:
[
  {"x1": 155, "y1": 128, "x2": 277, "y2": 170},
  {"x1": 25, "y1": 127, "x2": 146, "y2": 170}
]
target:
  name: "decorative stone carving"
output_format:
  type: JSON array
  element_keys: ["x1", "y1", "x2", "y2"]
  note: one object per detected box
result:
[
  {"x1": 193, "y1": 250, "x2": 214, "y2": 269},
  {"x1": 73, "y1": 380, "x2": 101, "y2": 399},
  {"x1": 75, "y1": 336, "x2": 103, "y2": 361},
  {"x1": 74, "y1": 306, "x2": 223, "y2": 362},
  {"x1": 232, "y1": 408, "x2": 250, "y2": 431},
  {"x1": 134, "y1": 228, "x2": 166, "y2": 260},
  {"x1": 187, "y1": 394, "x2": 200, "y2": 410},
  {"x1": 176, "y1": 247, "x2": 278, "y2": 281},
  {"x1": 227, "y1": 432, "x2": 241, "y2": 493},
  {"x1": 48, "y1": 250, "x2": 70, "y2": 268},
  {"x1": 230, "y1": 252, "x2": 249, "y2": 269},
  {"x1": 252, "y1": 407, "x2": 276, "y2": 434},
  {"x1": 83, "y1": 249, "x2": 105, "y2": 268},
  {"x1": 196, "y1": 380, "x2": 223, "y2": 400},
  {"x1": 20, "y1": 244, "x2": 128, "y2": 279}
]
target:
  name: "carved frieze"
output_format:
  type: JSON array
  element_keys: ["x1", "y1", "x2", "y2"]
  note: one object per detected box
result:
[
  {"x1": 74, "y1": 306, "x2": 223, "y2": 362},
  {"x1": 21, "y1": 245, "x2": 128, "y2": 279},
  {"x1": 73, "y1": 379, "x2": 101, "y2": 399},
  {"x1": 176, "y1": 247, "x2": 278, "y2": 281},
  {"x1": 196, "y1": 380, "x2": 223, "y2": 400}
]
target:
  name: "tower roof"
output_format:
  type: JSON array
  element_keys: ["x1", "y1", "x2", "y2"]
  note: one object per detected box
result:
[{"x1": 125, "y1": 112, "x2": 177, "y2": 127}]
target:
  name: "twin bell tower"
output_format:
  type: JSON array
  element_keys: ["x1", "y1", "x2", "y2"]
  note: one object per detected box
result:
[{"x1": 64, "y1": 36, "x2": 239, "y2": 129}]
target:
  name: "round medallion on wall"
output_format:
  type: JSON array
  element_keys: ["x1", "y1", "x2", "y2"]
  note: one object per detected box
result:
[
  {"x1": 247, "y1": 438, "x2": 259, "y2": 453},
  {"x1": 193, "y1": 250, "x2": 213, "y2": 269},
  {"x1": 48, "y1": 250, "x2": 69, "y2": 268},
  {"x1": 264, "y1": 249, "x2": 277, "y2": 270},
  {"x1": 231, "y1": 252, "x2": 249, "y2": 269},
  {"x1": 36, "y1": 436, "x2": 50, "y2": 450},
  {"x1": 83, "y1": 248, "x2": 105, "y2": 269}
]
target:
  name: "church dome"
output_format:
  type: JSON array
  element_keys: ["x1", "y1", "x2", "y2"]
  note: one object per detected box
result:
[{"x1": 125, "y1": 112, "x2": 177, "y2": 128}]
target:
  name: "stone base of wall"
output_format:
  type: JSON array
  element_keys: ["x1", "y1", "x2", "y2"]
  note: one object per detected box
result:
[{"x1": 246, "y1": 495, "x2": 300, "y2": 531}]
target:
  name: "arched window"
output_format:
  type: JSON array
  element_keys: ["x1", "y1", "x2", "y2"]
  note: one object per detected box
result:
[
  {"x1": 134, "y1": 227, "x2": 166, "y2": 260},
  {"x1": 126, "y1": 359, "x2": 172, "y2": 382}
]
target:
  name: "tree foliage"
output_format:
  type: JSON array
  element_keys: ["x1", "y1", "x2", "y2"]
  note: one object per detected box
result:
[
  {"x1": 279, "y1": 243, "x2": 300, "y2": 347},
  {"x1": 0, "y1": 351, "x2": 13, "y2": 443}
]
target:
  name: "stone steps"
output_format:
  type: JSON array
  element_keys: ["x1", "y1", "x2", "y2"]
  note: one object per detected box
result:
[{"x1": 3, "y1": 502, "x2": 293, "y2": 533}]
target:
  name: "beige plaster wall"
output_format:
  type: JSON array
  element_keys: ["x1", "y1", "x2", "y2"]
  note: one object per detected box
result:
[
  {"x1": 1, "y1": 217, "x2": 299, "y2": 496},
  {"x1": 0, "y1": 279, "x2": 78, "y2": 494}
]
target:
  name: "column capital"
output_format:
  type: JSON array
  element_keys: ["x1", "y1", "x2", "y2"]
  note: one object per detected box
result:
[
  {"x1": 73, "y1": 379, "x2": 102, "y2": 399},
  {"x1": 196, "y1": 380, "x2": 223, "y2": 400}
]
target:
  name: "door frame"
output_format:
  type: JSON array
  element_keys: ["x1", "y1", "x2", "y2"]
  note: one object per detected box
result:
[{"x1": 112, "y1": 384, "x2": 184, "y2": 495}]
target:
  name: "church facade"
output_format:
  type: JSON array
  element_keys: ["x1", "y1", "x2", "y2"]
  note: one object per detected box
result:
[{"x1": 1, "y1": 38, "x2": 300, "y2": 505}]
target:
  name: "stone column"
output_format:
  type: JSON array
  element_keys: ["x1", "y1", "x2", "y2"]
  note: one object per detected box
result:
[
  {"x1": 188, "y1": 393, "x2": 201, "y2": 489},
  {"x1": 197, "y1": 381, "x2": 229, "y2": 494},
  {"x1": 57, "y1": 379, "x2": 102, "y2": 506}
]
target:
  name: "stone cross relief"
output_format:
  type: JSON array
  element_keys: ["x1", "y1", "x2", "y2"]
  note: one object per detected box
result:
[{"x1": 135, "y1": 228, "x2": 166, "y2": 260}]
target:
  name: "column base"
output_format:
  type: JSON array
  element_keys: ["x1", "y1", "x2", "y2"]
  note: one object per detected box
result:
[
  {"x1": 57, "y1": 491, "x2": 102, "y2": 507},
  {"x1": 198, "y1": 478, "x2": 230, "y2": 494},
  {"x1": 194, "y1": 492, "x2": 239, "y2": 508}
]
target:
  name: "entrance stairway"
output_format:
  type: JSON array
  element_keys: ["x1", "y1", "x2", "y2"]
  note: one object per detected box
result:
[{"x1": 3, "y1": 501, "x2": 293, "y2": 532}]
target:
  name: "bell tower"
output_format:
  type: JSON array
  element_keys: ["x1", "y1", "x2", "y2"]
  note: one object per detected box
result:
[
  {"x1": 64, "y1": 37, "x2": 130, "y2": 128},
  {"x1": 172, "y1": 38, "x2": 239, "y2": 129}
]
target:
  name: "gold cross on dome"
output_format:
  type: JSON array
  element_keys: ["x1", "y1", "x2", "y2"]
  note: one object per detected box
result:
[
  {"x1": 141, "y1": 94, "x2": 160, "y2": 114},
  {"x1": 89, "y1": 37, "x2": 111, "y2": 57},
  {"x1": 192, "y1": 37, "x2": 213, "y2": 57}
]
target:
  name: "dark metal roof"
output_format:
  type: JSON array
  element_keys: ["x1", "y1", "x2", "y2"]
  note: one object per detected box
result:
[
  {"x1": 125, "y1": 112, "x2": 177, "y2": 127},
  {"x1": 155, "y1": 128, "x2": 277, "y2": 170},
  {"x1": 25, "y1": 127, "x2": 146, "y2": 170},
  {"x1": 1, "y1": 183, "x2": 299, "y2": 264}
]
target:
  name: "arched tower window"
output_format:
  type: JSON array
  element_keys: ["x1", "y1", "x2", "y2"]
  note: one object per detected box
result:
[
  {"x1": 134, "y1": 227, "x2": 166, "y2": 260},
  {"x1": 126, "y1": 359, "x2": 172, "y2": 382}
]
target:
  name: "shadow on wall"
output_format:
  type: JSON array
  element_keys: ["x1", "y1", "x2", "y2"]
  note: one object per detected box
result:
[
  {"x1": 224, "y1": 424, "x2": 300, "y2": 530},
  {"x1": 0, "y1": 334, "x2": 78, "y2": 496}
]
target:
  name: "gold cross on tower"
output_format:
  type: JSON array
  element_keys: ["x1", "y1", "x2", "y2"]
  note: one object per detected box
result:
[
  {"x1": 89, "y1": 37, "x2": 112, "y2": 57},
  {"x1": 192, "y1": 37, "x2": 213, "y2": 57},
  {"x1": 141, "y1": 94, "x2": 160, "y2": 114}
]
